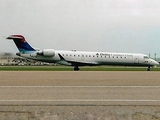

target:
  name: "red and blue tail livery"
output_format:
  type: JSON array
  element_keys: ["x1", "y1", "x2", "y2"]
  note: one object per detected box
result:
[{"x1": 7, "y1": 35, "x2": 35, "y2": 53}]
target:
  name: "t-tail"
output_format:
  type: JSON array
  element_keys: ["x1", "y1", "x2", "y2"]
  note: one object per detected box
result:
[{"x1": 6, "y1": 35, "x2": 36, "y2": 53}]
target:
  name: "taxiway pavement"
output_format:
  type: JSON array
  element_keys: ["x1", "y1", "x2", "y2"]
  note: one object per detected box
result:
[{"x1": 0, "y1": 71, "x2": 160, "y2": 105}]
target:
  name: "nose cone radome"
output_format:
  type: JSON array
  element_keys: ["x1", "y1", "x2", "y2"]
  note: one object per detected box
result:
[{"x1": 151, "y1": 59, "x2": 159, "y2": 66}]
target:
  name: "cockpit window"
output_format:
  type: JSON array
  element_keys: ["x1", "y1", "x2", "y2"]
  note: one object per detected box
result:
[{"x1": 144, "y1": 56, "x2": 149, "y2": 59}]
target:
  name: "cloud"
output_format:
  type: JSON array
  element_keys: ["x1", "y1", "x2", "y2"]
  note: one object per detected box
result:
[{"x1": 1, "y1": 0, "x2": 160, "y2": 56}]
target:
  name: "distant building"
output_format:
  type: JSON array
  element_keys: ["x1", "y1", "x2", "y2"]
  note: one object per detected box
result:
[{"x1": 0, "y1": 52, "x2": 55, "y2": 66}]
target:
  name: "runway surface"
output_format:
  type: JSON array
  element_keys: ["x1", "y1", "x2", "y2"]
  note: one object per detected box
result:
[{"x1": 0, "y1": 71, "x2": 160, "y2": 105}]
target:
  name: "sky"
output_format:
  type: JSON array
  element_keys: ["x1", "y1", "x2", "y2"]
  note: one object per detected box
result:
[{"x1": 1, "y1": 0, "x2": 160, "y2": 57}]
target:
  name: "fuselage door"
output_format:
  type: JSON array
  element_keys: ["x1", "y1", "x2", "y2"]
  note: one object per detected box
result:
[
  {"x1": 81, "y1": 54, "x2": 85, "y2": 61},
  {"x1": 134, "y1": 56, "x2": 139, "y2": 64}
]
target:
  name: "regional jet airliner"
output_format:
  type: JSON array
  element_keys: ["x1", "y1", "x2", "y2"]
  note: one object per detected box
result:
[{"x1": 7, "y1": 35, "x2": 159, "y2": 71}]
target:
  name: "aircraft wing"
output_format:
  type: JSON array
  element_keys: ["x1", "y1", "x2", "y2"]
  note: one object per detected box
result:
[
  {"x1": 58, "y1": 53, "x2": 98, "y2": 66},
  {"x1": 66, "y1": 60, "x2": 98, "y2": 66}
]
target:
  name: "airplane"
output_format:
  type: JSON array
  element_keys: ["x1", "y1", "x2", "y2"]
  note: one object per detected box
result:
[{"x1": 6, "y1": 35, "x2": 159, "y2": 71}]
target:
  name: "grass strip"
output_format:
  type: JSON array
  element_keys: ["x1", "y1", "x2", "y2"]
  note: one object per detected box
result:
[{"x1": 0, "y1": 66, "x2": 159, "y2": 71}]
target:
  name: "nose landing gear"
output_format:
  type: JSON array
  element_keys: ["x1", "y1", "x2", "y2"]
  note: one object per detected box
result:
[{"x1": 147, "y1": 66, "x2": 150, "y2": 71}]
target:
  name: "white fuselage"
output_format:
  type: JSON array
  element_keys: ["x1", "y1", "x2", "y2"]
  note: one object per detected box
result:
[
  {"x1": 7, "y1": 34, "x2": 159, "y2": 71},
  {"x1": 17, "y1": 49, "x2": 158, "y2": 67}
]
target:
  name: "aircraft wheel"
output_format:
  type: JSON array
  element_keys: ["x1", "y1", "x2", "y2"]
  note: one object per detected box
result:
[
  {"x1": 74, "y1": 66, "x2": 80, "y2": 71},
  {"x1": 147, "y1": 66, "x2": 150, "y2": 71}
]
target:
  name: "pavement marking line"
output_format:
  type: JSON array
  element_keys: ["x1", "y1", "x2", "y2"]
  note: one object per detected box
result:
[
  {"x1": 0, "y1": 100, "x2": 160, "y2": 102},
  {"x1": 0, "y1": 86, "x2": 160, "y2": 88}
]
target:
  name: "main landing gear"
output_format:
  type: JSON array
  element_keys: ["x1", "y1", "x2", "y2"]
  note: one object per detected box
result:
[
  {"x1": 74, "y1": 66, "x2": 80, "y2": 71},
  {"x1": 147, "y1": 66, "x2": 150, "y2": 71}
]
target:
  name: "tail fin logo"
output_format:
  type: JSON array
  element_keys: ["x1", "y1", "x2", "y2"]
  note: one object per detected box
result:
[{"x1": 21, "y1": 39, "x2": 27, "y2": 43}]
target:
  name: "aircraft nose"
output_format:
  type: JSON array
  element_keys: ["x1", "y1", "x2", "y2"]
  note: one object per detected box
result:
[
  {"x1": 151, "y1": 59, "x2": 159, "y2": 66},
  {"x1": 155, "y1": 61, "x2": 159, "y2": 65}
]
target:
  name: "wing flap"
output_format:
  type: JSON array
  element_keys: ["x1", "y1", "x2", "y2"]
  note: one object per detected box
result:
[{"x1": 67, "y1": 60, "x2": 98, "y2": 66}]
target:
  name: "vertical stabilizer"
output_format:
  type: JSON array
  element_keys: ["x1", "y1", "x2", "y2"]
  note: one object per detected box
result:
[{"x1": 6, "y1": 35, "x2": 36, "y2": 53}]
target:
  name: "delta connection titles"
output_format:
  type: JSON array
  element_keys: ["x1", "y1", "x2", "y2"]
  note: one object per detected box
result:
[{"x1": 96, "y1": 53, "x2": 133, "y2": 57}]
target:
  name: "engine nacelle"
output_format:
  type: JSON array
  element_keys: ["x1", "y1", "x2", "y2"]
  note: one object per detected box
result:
[{"x1": 38, "y1": 49, "x2": 55, "y2": 57}]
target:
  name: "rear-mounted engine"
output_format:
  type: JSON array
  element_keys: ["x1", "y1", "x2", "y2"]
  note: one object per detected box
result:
[{"x1": 37, "y1": 49, "x2": 55, "y2": 57}]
